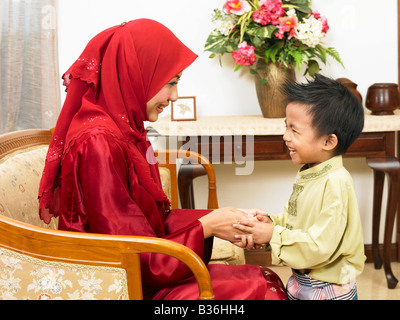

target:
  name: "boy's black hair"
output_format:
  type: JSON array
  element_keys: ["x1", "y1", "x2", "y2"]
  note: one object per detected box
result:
[{"x1": 283, "y1": 74, "x2": 364, "y2": 155}]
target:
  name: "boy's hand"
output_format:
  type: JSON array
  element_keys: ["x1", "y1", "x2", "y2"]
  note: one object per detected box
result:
[
  {"x1": 231, "y1": 234, "x2": 264, "y2": 250},
  {"x1": 239, "y1": 208, "x2": 267, "y2": 219},
  {"x1": 239, "y1": 208, "x2": 272, "y2": 223},
  {"x1": 255, "y1": 211, "x2": 273, "y2": 223},
  {"x1": 233, "y1": 219, "x2": 274, "y2": 250}
]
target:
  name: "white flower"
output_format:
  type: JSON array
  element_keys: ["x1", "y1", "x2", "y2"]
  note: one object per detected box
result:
[
  {"x1": 212, "y1": 10, "x2": 237, "y2": 36},
  {"x1": 286, "y1": 8, "x2": 297, "y2": 18},
  {"x1": 216, "y1": 18, "x2": 236, "y2": 36},
  {"x1": 296, "y1": 16, "x2": 325, "y2": 48}
]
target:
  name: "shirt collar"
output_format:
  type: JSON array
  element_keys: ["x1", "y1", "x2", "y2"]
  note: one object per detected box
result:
[{"x1": 295, "y1": 155, "x2": 343, "y2": 182}]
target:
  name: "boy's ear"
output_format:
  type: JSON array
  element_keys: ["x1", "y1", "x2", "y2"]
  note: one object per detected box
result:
[{"x1": 323, "y1": 134, "x2": 338, "y2": 151}]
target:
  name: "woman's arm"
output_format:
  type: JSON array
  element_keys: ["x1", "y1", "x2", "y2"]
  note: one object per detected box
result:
[
  {"x1": 198, "y1": 207, "x2": 251, "y2": 241},
  {"x1": 71, "y1": 134, "x2": 249, "y2": 292}
]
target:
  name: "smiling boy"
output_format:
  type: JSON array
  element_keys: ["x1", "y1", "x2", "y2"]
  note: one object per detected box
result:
[{"x1": 234, "y1": 74, "x2": 366, "y2": 300}]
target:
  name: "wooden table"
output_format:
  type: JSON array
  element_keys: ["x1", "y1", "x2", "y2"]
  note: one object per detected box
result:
[{"x1": 147, "y1": 112, "x2": 400, "y2": 288}]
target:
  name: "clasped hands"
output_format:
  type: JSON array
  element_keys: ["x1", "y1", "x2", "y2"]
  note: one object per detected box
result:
[
  {"x1": 198, "y1": 206, "x2": 274, "y2": 250},
  {"x1": 232, "y1": 208, "x2": 274, "y2": 250}
]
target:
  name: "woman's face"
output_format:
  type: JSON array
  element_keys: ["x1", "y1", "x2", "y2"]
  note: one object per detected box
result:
[{"x1": 146, "y1": 73, "x2": 182, "y2": 122}]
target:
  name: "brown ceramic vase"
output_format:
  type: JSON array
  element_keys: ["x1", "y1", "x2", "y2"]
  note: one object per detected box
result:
[
  {"x1": 255, "y1": 60, "x2": 295, "y2": 118},
  {"x1": 336, "y1": 78, "x2": 363, "y2": 102},
  {"x1": 366, "y1": 83, "x2": 399, "y2": 115}
]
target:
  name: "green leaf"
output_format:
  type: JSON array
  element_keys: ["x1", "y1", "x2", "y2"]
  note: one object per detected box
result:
[
  {"x1": 237, "y1": 11, "x2": 253, "y2": 42},
  {"x1": 249, "y1": 68, "x2": 258, "y2": 75},
  {"x1": 283, "y1": 0, "x2": 311, "y2": 14},
  {"x1": 305, "y1": 60, "x2": 321, "y2": 77},
  {"x1": 234, "y1": 64, "x2": 243, "y2": 72},
  {"x1": 252, "y1": 36, "x2": 262, "y2": 47},
  {"x1": 261, "y1": 78, "x2": 268, "y2": 86},
  {"x1": 246, "y1": 25, "x2": 277, "y2": 39},
  {"x1": 314, "y1": 45, "x2": 327, "y2": 63},
  {"x1": 288, "y1": 49, "x2": 303, "y2": 71},
  {"x1": 326, "y1": 47, "x2": 344, "y2": 68},
  {"x1": 225, "y1": 45, "x2": 234, "y2": 53},
  {"x1": 204, "y1": 30, "x2": 230, "y2": 55},
  {"x1": 265, "y1": 41, "x2": 284, "y2": 62}
]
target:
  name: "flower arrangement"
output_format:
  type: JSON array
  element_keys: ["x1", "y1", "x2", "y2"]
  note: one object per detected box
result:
[{"x1": 205, "y1": 0, "x2": 343, "y2": 82}]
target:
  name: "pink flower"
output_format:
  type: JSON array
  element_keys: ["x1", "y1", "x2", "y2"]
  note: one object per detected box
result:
[
  {"x1": 311, "y1": 10, "x2": 321, "y2": 20},
  {"x1": 232, "y1": 41, "x2": 256, "y2": 66},
  {"x1": 312, "y1": 10, "x2": 329, "y2": 33},
  {"x1": 253, "y1": 0, "x2": 285, "y2": 26},
  {"x1": 275, "y1": 15, "x2": 298, "y2": 39},
  {"x1": 320, "y1": 16, "x2": 329, "y2": 33},
  {"x1": 223, "y1": 0, "x2": 251, "y2": 15}
]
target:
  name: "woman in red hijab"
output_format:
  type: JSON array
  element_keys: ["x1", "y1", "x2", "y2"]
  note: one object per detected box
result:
[{"x1": 38, "y1": 19, "x2": 286, "y2": 300}]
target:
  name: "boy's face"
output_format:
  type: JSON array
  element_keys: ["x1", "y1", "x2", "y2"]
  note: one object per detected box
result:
[{"x1": 283, "y1": 102, "x2": 330, "y2": 168}]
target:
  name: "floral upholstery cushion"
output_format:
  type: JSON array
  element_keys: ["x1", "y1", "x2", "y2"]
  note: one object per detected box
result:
[
  {"x1": 0, "y1": 145, "x2": 58, "y2": 229},
  {"x1": 158, "y1": 167, "x2": 171, "y2": 201},
  {"x1": 209, "y1": 237, "x2": 246, "y2": 265},
  {"x1": 0, "y1": 247, "x2": 128, "y2": 300}
]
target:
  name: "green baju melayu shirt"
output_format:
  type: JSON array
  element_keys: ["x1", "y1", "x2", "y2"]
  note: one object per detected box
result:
[{"x1": 269, "y1": 155, "x2": 366, "y2": 285}]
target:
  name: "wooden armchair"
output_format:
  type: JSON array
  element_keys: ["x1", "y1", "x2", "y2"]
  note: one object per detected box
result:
[
  {"x1": 0, "y1": 214, "x2": 213, "y2": 300},
  {"x1": 155, "y1": 149, "x2": 218, "y2": 210},
  {"x1": 0, "y1": 129, "x2": 213, "y2": 300}
]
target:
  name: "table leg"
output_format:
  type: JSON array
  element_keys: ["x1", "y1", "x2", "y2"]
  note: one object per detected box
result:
[
  {"x1": 371, "y1": 170, "x2": 384, "y2": 269},
  {"x1": 383, "y1": 172, "x2": 399, "y2": 289},
  {"x1": 178, "y1": 163, "x2": 207, "y2": 209},
  {"x1": 398, "y1": 198, "x2": 400, "y2": 262},
  {"x1": 366, "y1": 157, "x2": 400, "y2": 289}
]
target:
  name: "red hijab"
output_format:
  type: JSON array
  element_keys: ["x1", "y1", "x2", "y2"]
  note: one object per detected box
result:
[{"x1": 38, "y1": 19, "x2": 198, "y2": 223}]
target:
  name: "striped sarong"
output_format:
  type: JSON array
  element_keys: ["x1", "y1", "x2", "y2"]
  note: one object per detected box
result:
[{"x1": 286, "y1": 269, "x2": 358, "y2": 300}]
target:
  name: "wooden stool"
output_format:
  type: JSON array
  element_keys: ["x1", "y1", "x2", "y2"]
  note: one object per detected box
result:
[{"x1": 366, "y1": 157, "x2": 400, "y2": 289}]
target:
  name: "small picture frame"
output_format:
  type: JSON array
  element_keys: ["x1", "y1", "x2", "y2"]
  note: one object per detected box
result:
[{"x1": 171, "y1": 96, "x2": 197, "y2": 121}]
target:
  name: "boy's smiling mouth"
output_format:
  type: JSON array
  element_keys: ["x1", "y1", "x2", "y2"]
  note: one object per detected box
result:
[{"x1": 287, "y1": 146, "x2": 296, "y2": 155}]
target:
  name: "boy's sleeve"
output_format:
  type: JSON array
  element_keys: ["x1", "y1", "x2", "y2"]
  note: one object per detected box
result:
[{"x1": 268, "y1": 205, "x2": 288, "y2": 227}]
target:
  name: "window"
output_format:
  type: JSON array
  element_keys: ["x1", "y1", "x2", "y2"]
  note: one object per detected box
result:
[{"x1": 0, "y1": 0, "x2": 59, "y2": 133}]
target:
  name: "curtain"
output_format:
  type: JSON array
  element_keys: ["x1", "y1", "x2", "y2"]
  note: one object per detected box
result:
[{"x1": 0, "y1": 0, "x2": 60, "y2": 133}]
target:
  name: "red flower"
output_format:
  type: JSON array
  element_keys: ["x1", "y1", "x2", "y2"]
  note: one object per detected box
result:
[
  {"x1": 232, "y1": 41, "x2": 256, "y2": 66},
  {"x1": 253, "y1": 0, "x2": 285, "y2": 26},
  {"x1": 275, "y1": 15, "x2": 298, "y2": 39},
  {"x1": 312, "y1": 10, "x2": 329, "y2": 33}
]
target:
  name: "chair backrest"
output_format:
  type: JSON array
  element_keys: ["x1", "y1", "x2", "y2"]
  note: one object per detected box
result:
[
  {"x1": 0, "y1": 129, "x2": 58, "y2": 228},
  {"x1": 0, "y1": 129, "x2": 214, "y2": 300},
  {"x1": 0, "y1": 128, "x2": 53, "y2": 158}
]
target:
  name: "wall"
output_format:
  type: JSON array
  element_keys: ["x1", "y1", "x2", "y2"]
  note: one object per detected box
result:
[{"x1": 57, "y1": 0, "x2": 398, "y2": 243}]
